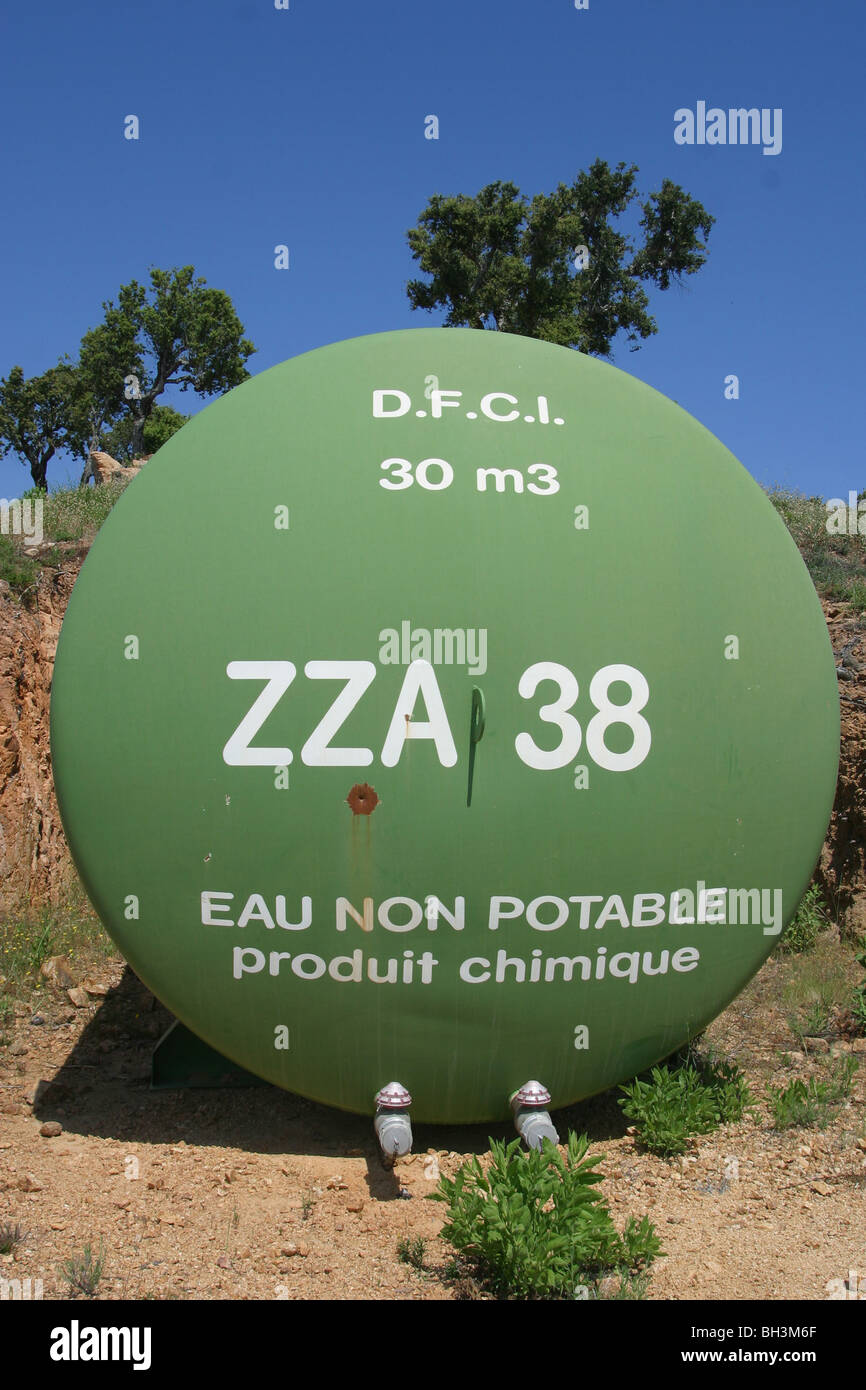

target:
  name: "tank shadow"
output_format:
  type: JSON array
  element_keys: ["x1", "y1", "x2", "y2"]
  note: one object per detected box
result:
[{"x1": 32, "y1": 963, "x2": 629, "y2": 1158}]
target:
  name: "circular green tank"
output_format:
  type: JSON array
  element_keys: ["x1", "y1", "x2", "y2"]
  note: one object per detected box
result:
[{"x1": 50, "y1": 328, "x2": 840, "y2": 1123}]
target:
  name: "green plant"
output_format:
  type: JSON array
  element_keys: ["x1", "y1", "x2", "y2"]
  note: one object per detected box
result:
[
  {"x1": 0, "y1": 535, "x2": 39, "y2": 595},
  {"x1": 301, "y1": 1192, "x2": 314, "y2": 1221},
  {"x1": 397, "y1": 1235, "x2": 427, "y2": 1269},
  {"x1": 0, "y1": 901, "x2": 112, "y2": 1004},
  {"x1": 60, "y1": 1243, "x2": 105, "y2": 1297},
  {"x1": 433, "y1": 1133, "x2": 661, "y2": 1300},
  {"x1": 0, "y1": 1221, "x2": 27, "y2": 1255},
  {"x1": 768, "y1": 1056, "x2": 858, "y2": 1130},
  {"x1": 852, "y1": 948, "x2": 866, "y2": 1034},
  {"x1": 779, "y1": 885, "x2": 829, "y2": 954},
  {"x1": 800, "y1": 1002, "x2": 832, "y2": 1038},
  {"x1": 765, "y1": 485, "x2": 866, "y2": 608},
  {"x1": 618, "y1": 1050, "x2": 752, "y2": 1156},
  {"x1": 783, "y1": 937, "x2": 853, "y2": 1041}
]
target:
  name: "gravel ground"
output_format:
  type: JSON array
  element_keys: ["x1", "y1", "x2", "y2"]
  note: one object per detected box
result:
[{"x1": 1, "y1": 943, "x2": 864, "y2": 1302}]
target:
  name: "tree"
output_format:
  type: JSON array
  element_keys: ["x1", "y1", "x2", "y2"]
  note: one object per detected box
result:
[
  {"x1": 101, "y1": 403, "x2": 190, "y2": 464},
  {"x1": 0, "y1": 362, "x2": 91, "y2": 490},
  {"x1": 406, "y1": 159, "x2": 715, "y2": 357},
  {"x1": 78, "y1": 265, "x2": 255, "y2": 460}
]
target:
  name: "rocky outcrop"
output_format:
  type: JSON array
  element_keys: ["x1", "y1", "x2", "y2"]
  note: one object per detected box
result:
[
  {"x1": 0, "y1": 556, "x2": 84, "y2": 909},
  {"x1": 83, "y1": 451, "x2": 150, "y2": 486},
  {"x1": 816, "y1": 601, "x2": 866, "y2": 937}
]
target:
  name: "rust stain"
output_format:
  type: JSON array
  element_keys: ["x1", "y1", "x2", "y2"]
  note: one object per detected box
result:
[{"x1": 347, "y1": 782, "x2": 379, "y2": 816}]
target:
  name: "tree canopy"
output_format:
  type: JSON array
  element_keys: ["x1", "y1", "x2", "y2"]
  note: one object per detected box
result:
[
  {"x1": 406, "y1": 159, "x2": 715, "y2": 357},
  {"x1": 0, "y1": 363, "x2": 90, "y2": 490},
  {"x1": 0, "y1": 265, "x2": 255, "y2": 489},
  {"x1": 78, "y1": 265, "x2": 255, "y2": 461}
]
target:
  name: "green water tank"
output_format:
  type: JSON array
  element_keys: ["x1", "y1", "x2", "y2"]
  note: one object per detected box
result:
[{"x1": 50, "y1": 328, "x2": 839, "y2": 1123}]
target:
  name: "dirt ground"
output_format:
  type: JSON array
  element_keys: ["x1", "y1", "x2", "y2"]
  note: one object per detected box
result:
[{"x1": 1, "y1": 943, "x2": 864, "y2": 1303}]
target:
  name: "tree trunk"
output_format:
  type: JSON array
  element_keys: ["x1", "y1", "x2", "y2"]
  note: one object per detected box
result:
[
  {"x1": 131, "y1": 411, "x2": 145, "y2": 459},
  {"x1": 31, "y1": 452, "x2": 51, "y2": 491}
]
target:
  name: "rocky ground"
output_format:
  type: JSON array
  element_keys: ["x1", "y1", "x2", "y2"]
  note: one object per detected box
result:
[{"x1": 1, "y1": 942, "x2": 864, "y2": 1302}]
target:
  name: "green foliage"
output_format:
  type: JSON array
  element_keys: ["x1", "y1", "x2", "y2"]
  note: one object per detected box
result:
[
  {"x1": 768, "y1": 1056, "x2": 858, "y2": 1130},
  {"x1": 0, "y1": 1222, "x2": 26, "y2": 1255},
  {"x1": 397, "y1": 1235, "x2": 427, "y2": 1269},
  {"x1": 779, "y1": 885, "x2": 829, "y2": 954},
  {"x1": 801, "y1": 1002, "x2": 832, "y2": 1037},
  {"x1": 41, "y1": 479, "x2": 129, "y2": 542},
  {"x1": 0, "y1": 481, "x2": 128, "y2": 600},
  {"x1": 0, "y1": 535, "x2": 39, "y2": 594},
  {"x1": 851, "y1": 948, "x2": 866, "y2": 1034},
  {"x1": 0, "y1": 362, "x2": 91, "y2": 489},
  {"x1": 60, "y1": 1243, "x2": 105, "y2": 1297},
  {"x1": 407, "y1": 160, "x2": 714, "y2": 356},
  {"x1": 79, "y1": 265, "x2": 255, "y2": 460},
  {"x1": 783, "y1": 936, "x2": 853, "y2": 1042},
  {"x1": 102, "y1": 403, "x2": 189, "y2": 462},
  {"x1": 765, "y1": 485, "x2": 866, "y2": 606},
  {"x1": 618, "y1": 1049, "x2": 752, "y2": 1156},
  {"x1": 0, "y1": 901, "x2": 111, "y2": 1004},
  {"x1": 1, "y1": 266, "x2": 253, "y2": 488},
  {"x1": 433, "y1": 1133, "x2": 661, "y2": 1299}
]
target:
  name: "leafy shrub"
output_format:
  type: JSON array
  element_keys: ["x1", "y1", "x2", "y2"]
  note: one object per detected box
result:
[
  {"x1": 619, "y1": 1050, "x2": 752, "y2": 1156},
  {"x1": 768, "y1": 1056, "x2": 858, "y2": 1130},
  {"x1": 433, "y1": 1133, "x2": 661, "y2": 1300}
]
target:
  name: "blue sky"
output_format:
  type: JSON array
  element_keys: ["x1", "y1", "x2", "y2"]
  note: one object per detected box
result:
[{"x1": 0, "y1": 0, "x2": 862, "y2": 499}]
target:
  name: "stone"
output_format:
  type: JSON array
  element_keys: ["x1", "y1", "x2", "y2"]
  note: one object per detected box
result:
[
  {"x1": 803, "y1": 1037, "x2": 830, "y2": 1054},
  {"x1": 39, "y1": 955, "x2": 77, "y2": 991},
  {"x1": 67, "y1": 987, "x2": 90, "y2": 1008},
  {"x1": 80, "y1": 978, "x2": 109, "y2": 997},
  {"x1": 39, "y1": 1121, "x2": 62, "y2": 1138}
]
